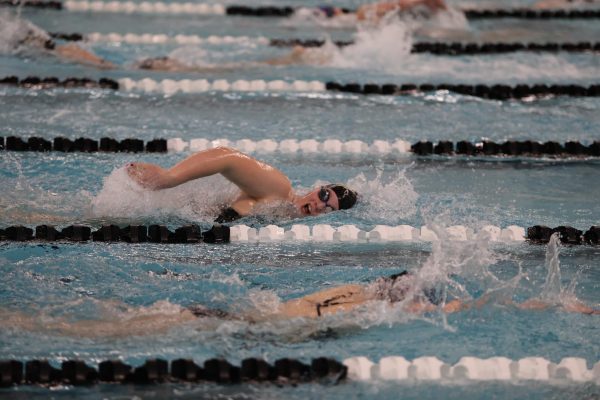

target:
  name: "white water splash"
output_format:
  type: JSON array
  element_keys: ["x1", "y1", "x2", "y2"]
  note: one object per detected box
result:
[
  {"x1": 540, "y1": 233, "x2": 563, "y2": 302},
  {"x1": 330, "y1": 21, "x2": 414, "y2": 68},
  {"x1": 89, "y1": 166, "x2": 239, "y2": 222},
  {"x1": 283, "y1": 7, "x2": 358, "y2": 29},
  {"x1": 0, "y1": 12, "x2": 51, "y2": 54},
  {"x1": 348, "y1": 169, "x2": 418, "y2": 223}
]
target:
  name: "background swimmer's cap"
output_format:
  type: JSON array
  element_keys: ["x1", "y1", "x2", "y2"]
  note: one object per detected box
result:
[
  {"x1": 318, "y1": 6, "x2": 336, "y2": 18},
  {"x1": 326, "y1": 184, "x2": 358, "y2": 210}
]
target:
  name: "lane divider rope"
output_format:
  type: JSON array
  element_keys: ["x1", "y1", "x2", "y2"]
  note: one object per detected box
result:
[
  {"x1": 4, "y1": 1, "x2": 600, "y2": 19},
  {"x1": 1, "y1": 224, "x2": 598, "y2": 245},
  {"x1": 46, "y1": 32, "x2": 600, "y2": 54},
  {"x1": 271, "y1": 39, "x2": 600, "y2": 54},
  {"x1": 325, "y1": 81, "x2": 600, "y2": 99},
  {"x1": 0, "y1": 357, "x2": 346, "y2": 386},
  {"x1": 3, "y1": 76, "x2": 600, "y2": 99},
  {"x1": 1, "y1": 356, "x2": 598, "y2": 386},
  {"x1": 0, "y1": 356, "x2": 600, "y2": 387},
  {"x1": 2, "y1": 136, "x2": 600, "y2": 158}
]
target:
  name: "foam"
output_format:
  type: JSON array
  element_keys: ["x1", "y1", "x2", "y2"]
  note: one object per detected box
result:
[
  {"x1": 0, "y1": 12, "x2": 52, "y2": 54},
  {"x1": 89, "y1": 167, "x2": 238, "y2": 222}
]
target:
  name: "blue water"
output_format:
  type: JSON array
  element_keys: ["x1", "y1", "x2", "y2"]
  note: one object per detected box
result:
[{"x1": 0, "y1": 0, "x2": 599, "y2": 398}]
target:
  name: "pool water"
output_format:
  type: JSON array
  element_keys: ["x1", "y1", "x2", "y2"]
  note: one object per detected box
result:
[{"x1": 0, "y1": 0, "x2": 599, "y2": 398}]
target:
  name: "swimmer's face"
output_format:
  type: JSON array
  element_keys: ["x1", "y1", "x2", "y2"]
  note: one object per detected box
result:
[
  {"x1": 138, "y1": 57, "x2": 172, "y2": 70},
  {"x1": 294, "y1": 186, "x2": 340, "y2": 216}
]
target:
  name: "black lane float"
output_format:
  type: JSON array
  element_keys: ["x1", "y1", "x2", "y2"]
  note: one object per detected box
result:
[{"x1": 0, "y1": 357, "x2": 346, "y2": 386}]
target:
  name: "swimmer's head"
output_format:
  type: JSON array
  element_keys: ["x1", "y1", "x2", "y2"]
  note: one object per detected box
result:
[
  {"x1": 136, "y1": 56, "x2": 172, "y2": 70},
  {"x1": 18, "y1": 29, "x2": 55, "y2": 51},
  {"x1": 295, "y1": 184, "x2": 358, "y2": 216}
]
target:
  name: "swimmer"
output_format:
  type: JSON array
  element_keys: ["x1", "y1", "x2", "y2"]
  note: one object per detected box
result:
[
  {"x1": 355, "y1": 0, "x2": 447, "y2": 21},
  {"x1": 126, "y1": 147, "x2": 358, "y2": 222},
  {"x1": 2, "y1": 271, "x2": 596, "y2": 338},
  {"x1": 2, "y1": 14, "x2": 114, "y2": 69},
  {"x1": 132, "y1": 42, "x2": 336, "y2": 72},
  {"x1": 133, "y1": 56, "x2": 245, "y2": 73},
  {"x1": 533, "y1": 0, "x2": 598, "y2": 9},
  {"x1": 297, "y1": 0, "x2": 447, "y2": 22}
]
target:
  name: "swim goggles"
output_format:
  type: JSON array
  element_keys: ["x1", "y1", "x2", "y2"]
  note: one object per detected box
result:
[{"x1": 318, "y1": 187, "x2": 335, "y2": 212}]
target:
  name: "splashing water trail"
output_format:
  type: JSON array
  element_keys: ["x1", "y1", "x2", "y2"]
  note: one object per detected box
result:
[
  {"x1": 90, "y1": 166, "x2": 239, "y2": 222},
  {"x1": 0, "y1": 12, "x2": 51, "y2": 54},
  {"x1": 540, "y1": 233, "x2": 563, "y2": 303},
  {"x1": 330, "y1": 20, "x2": 414, "y2": 69},
  {"x1": 348, "y1": 169, "x2": 418, "y2": 223}
]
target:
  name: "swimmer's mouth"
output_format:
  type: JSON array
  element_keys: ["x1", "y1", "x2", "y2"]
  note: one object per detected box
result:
[{"x1": 303, "y1": 204, "x2": 311, "y2": 214}]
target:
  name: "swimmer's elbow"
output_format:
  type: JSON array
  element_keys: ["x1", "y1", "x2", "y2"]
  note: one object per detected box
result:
[{"x1": 443, "y1": 299, "x2": 467, "y2": 313}]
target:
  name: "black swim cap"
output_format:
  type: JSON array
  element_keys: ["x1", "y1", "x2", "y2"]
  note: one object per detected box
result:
[{"x1": 326, "y1": 184, "x2": 358, "y2": 210}]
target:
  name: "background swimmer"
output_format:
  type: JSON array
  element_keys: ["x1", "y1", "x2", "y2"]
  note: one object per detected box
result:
[
  {"x1": 134, "y1": 45, "x2": 334, "y2": 72},
  {"x1": 0, "y1": 13, "x2": 114, "y2": 69},
  {"x1": 126, "y1": 147, "x2": 358, "y2": 222},
  {"x1": 533, "y1": 0, "x2": 599, "y2": 8},
  {"x1": 296, "y1": 0, "x2": 447, "y2": 23},
  {"x1": 356, "y1": 0, "x2": 447, "y2": 21},
  {"x1": 1, "y1": 270, "x2": 596, "y2": 338}
]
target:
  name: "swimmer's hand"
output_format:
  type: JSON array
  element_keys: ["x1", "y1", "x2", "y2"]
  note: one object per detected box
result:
[{"x1": 127, "y1": 162, "x2": 173, "y2": 190}]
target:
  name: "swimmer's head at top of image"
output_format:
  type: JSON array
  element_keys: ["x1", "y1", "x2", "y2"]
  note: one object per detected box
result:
[
  {"x1": 316, "y1": 6, "x2": 346, "y2": 18},
  {"x1": 293, "y1": 184, "x2": 358, "y2": 216}
]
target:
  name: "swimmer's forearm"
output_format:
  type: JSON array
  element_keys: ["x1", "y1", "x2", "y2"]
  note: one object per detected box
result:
[{"x1": 55, "y1": 44, "x2": 115, "y2": 69}]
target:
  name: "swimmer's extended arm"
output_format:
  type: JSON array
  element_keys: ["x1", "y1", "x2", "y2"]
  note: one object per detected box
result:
[
  {"x1": 128, "y1": 147, "x2": 293, "y2": 200},
  {"x1": 133, "y1": 56, "x2": 241, "y2": 73},
  {"x1": 517, "y1": 299, "x2": 599, "y2": 315},
  {"x1": 54, "y1": 43, "x2": 115, "y2": 69},
  {"x1": 275, "y1": 284, "x2": 369, "y2": 318},
  {"x1": 356, "y1": 0, "x2": 446, "y2": 20}
]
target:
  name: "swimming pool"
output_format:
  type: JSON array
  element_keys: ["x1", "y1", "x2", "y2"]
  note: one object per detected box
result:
[{"x1": 0, "y1": 0, "x2": 599, "y2": 398}]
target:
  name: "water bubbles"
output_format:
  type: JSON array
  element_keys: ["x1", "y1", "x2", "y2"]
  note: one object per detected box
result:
[{"x1": 90, "y1": 166, "x2": 238, "y2": 222}]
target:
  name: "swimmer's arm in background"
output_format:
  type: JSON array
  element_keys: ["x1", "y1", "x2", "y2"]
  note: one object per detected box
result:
[
  {"x1": 275, "y1": 284, "x2": 369, "y2": 318},
  {"x1": 517, "y1": 299, "x2": 599, "y2": 315},
  {"x1": 356, "y1": 0, "x2": 446, "y2": 20},
  {"x1": 127, "y1": 147, "x2": 293, "y2": 200},
  {"x1": 400, "y1": 298, "x2": 466, "y2": 313},
  {"x1": 263, "y1": 46, "x2": 307, "y2": 66},
  {"x1": 263, "y1": 46, "x2": 331, "y2": 66},
  {"x1": 133, "y1": 56, "x2": 242, "y2": 73},
  {"x1": 532, "y1": 0, "x2": 585, "y2": 9},
  {"x1": 54, "y1": 43, "x2": 115, "y2": 69}
]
